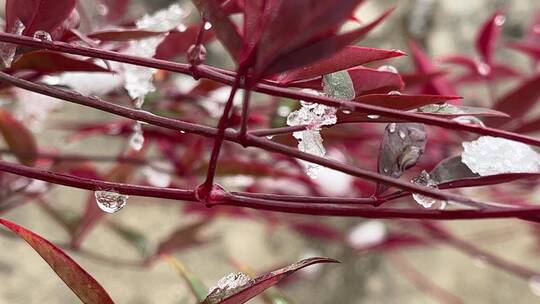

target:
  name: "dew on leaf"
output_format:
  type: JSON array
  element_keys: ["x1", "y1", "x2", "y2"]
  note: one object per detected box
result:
[
  {"x1": 367, "y1": 115, "x2": 380, "y2": 119},
  {"x1": 377, "y1": 64, "x2": 398, "y2": 73},
  {"x1": 411, "y1": 170, "x2": 446, "y2": 208},
  {"x1": 204, "y1": 272, "x2": 253, "y2": 304}
]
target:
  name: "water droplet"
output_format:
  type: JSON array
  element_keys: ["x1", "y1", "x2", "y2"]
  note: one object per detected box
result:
[
  {"x1": 97, "y1": 3, "x2": 109, "y2": 16},
  {"x1": 388, "y1": 123, "x2": 396, "y2": 133},
  {"x1": 95, "y1": 190, "x2": 128, "y2": 213},
  {"x1": 529, "y1": 276, "x2": 540, "y2": 297},
  {"x1": 177, "y1": 24, "x2": 187, "y2": 32},
  {"x1": 266, "y1": 135, "x2": 274, "y2": 139},
  {"x1": 411, "y1": 171, "x2": 447, "y2": 208},
  {"x1": 180, "y1": 130, "x2": 186, "y2": 134},
  {"x1": 367, "y1": 115, "x2": 380, "y2": 119},
  {"x1": 453, "y1": 116, "x2": 485, "y2": 127},
  {"x1": 205, "y1": 272, "x2": 252, "y2": 303},
  {"x1": 133, "y1": 96, "x2": 145, "y2": 109},
  {"x1": 129, "y1": 122, "x2": 144, "y2": 151},
  {"x1": 341, "y1": 109, "x2": 352, "y2": 114},
  {"x1": 377, "y1": 65, "x2": 398, "y2": 74},
  {"x1": 33, "y1": 30, "x2": 52, "y2": 42},
  {"x1": 476, "y1": 62, "x2": 491, "y2": 76},
  {"x1": 383, "y1": 167, "x2": 389, "y2": 173},
  {"x1": 204, "y1": 21, "x2": 212, "y2": 30},
  {"x1": 494, "y1": 15, "x2": 506, "y2": 26},
  {"x1": 387, "y1": 90, "x2": 401, "y2": 95},
  {"x1": 398, "y1": 130, "x2": 407, "y2": 140}
]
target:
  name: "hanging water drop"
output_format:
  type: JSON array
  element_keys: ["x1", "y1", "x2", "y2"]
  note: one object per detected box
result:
[
  {"x1": 129, "y1": 122, "x2": 145, "y2": 151},
  {"x1": 95, "y1": 190, "x2": 128, "y2": 213},
  {"x1": 387, "y1": 90, "x2": 401, "y2": 95},
  {"x1": 377, "y1": 65, "x2": 398, "y2": 73},
  {"x1": 266, "y1": 135, "x2": 274, "y2": 140},
  {"x1": 367, "y1": 114, "x2": 380, "y2": 119},
  {"x1": 33, "y1": 30, "x2": 52, "y2": 42}
]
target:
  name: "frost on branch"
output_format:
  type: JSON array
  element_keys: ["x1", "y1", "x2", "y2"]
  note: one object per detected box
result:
[
  {"x1": 123, "y1": 4, "x2": 186, "y2": 107},
  {"x1": 411, "y1": 170, "x2": 446, "y2": 209},
  {"x1": 461, "y1": 136, "x2": 540, "y2": 176},
  {"x1": 287, "y1": 89, "x2": 336, "y2": 178}
]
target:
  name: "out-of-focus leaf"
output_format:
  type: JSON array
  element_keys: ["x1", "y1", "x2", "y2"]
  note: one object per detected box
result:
[
  {"x1": 376, "y1": 123, "x2": 426, "y2": 194},
  {"x1": 192, "y1": 0, "x2": 242, "y2": 59},
  {"x1": 512, "y1": 116, "x2": 540, "y2": 134},
  {"x1": 11, "y1": 50, "x2": 109, "y2": 73},
  {"x1": 276, "y1": 46, "x2": 404, "y2": 84},
  {"x1": 163, "y1": 255, "x2": 209, "y2": 302},
  {"x1": 155, "y1": 26, "x2": 215, "y2": 60},
  {"x1": 0, "y1": 108, "x2": 37, "y2": 166},
  {"x1": 288, "y1": 221, "x2": 342, "y2": 241},
  {"x1": 507, "y1": 41, "x2": 540, "y2": 60},
  {"x1": 260, "y1": 8, "x2": 393, "y2": 79},
  {"x1": 202, "y1": 257, "x2": 339, "y2": 304},
  {"x1": 408, "y1": 40, "x2": 457, "y2": 96},
  {"x1": 107, "y1": 221, "x2": 150, "y2": 257},
  {"x1": 475, "y1": 11, "x2": 505, "y2": 65},
  {"x1": 0, "y1": 218, "x2": 115, "y2": 304},
  {"x1": 488, "y1": 74, "x2": 540, "y2": 126},
  {"x1": 154, "y1": 220, "x2": 208, "y2": 257},
  {"x1": 5, "y1": 0, "x2": 77, "y2": 36},
  {"x1": 453, "y1": 64, "x2": 521, "y2": 84},
  {"x1": 400, "y1": 70, "x2": 447, "y2": 88}
]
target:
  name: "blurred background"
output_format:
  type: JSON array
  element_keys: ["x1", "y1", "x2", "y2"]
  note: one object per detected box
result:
[{"x1": 1, "y1": 0, "x2": 540, "y2": 303}]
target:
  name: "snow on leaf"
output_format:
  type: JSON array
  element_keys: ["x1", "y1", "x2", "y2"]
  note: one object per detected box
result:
[{"x1": 461, "y1": 136, "x2": 540, "y2": 176}]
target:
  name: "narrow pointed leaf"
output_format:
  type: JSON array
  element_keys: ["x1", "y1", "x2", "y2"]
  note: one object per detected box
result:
[
  {"x1": 475, "y1": 11, "x2": 505, "y2": 65},
  {"x1": 276, "y1": 46, "x2": 404, "y2": 84},
  {"x1": 202, "y1": 257, "x2": 339, "y2": 304},
  {"x1": 0, "y1": 218, "x2": 115, "y2": 304},
  {"x1": 259, "y1": 8, "x2": 394, "y2": 79},
  {"x1": 11, "y1": 50, "x2": 110, "y2": 73},
  {"x1": 163, "y1": 255, "x2": 209, "y2": 302},
  {"x1": 507, "y1": 41, "x2": 540, "y2": 60},
  {"x1": 348, "y1": 66, "x2": 404, "y2": 95},
  {"x1": 5, "y1": 0, "x2": 77, "y2": 36},
  {"x1": 0, "y1": 108, "x2": 37, "y2": 166}
]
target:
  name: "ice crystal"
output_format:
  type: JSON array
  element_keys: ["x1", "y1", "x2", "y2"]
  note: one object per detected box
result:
[
  {"x1": 461, "y1": 136, "x2": 540, "y2": 176},
  {"x1": 205, "y1": 272, "x2": 252, "y2": 303},
  {"x1": 0, "y1": 19, "x2": 25, "y2": 68},
  {"x1": 123, "y1": 4, "x2": 186, "y2": 107},
  {"x1": 411, "y1": 170, "x2": 446, "y2": 208},
  {"x1": 287, "y1": 89, "x2": 336, "y2": 178}
]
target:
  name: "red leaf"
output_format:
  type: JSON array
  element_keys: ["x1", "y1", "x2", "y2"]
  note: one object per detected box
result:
[
  {"x1": 348, "y1": 66, "x2": 404, "y2": 95},
  {"x1": 259, "y1": 8, "x2": 393, "y2": 79},
  {"x1": 488, "y1": 74, "x2": 540, "y2": 126},
  {"x1": 475, "y1": 11, "x2": 505, "y2": 65},
  {"x1": 453, "y1": 64, "x2": 521, "y2": 84},
  {"x1": 86, "y1": 28, "x2": 165, "y2": 41},
  {"x1": 254, "y1": 0, "x2": 367, "y2": 74},
  {"x1": 400, "y1": 70, "x2": 447, "y2": 88},
  {"x1": 507, "y1": 41, "x2": 540, "y2": 60},
  {"x1": 0, "y1": 218, "x2": 115, "y2": 304},
  {"x1": 0, "y1": 108, "x2": 37, "y2": 166},
  {"x1": 203, "y1": 257, "x2": 339, "y2": 304},
  {"x1": 5, "y1": 0, "x2": 77, "y2": 36},
  {"x1": 11, "y1": 50, "x2": 109, "y2": 73},
  {"x1": 155, "y1": 26, "x2": 215, "y2": 60},
  {"x1": 408, "y1": 40, "x2": 457, "y2": 96},
  {"x1": 192, "y1": 0, "x2": 242, "y2": 60},
  {"x1": 276, "y1": 46, "x2": 404, "y2": 84}
]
